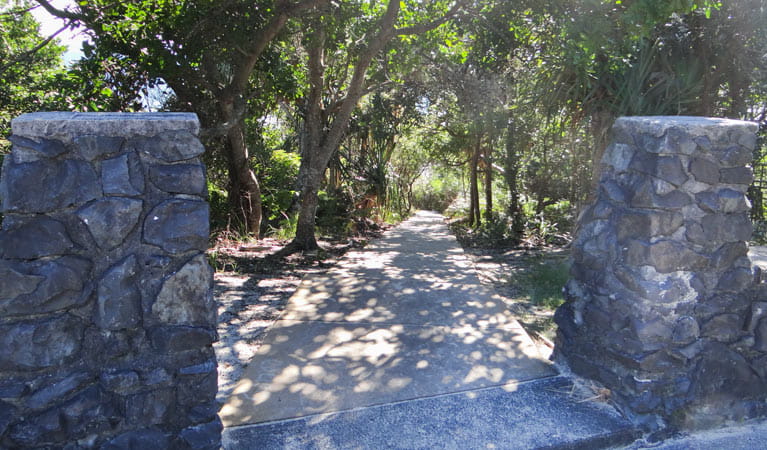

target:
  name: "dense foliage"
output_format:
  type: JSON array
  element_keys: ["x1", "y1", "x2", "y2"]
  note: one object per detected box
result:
[{"x1": 3, "y1": 0, "x2": 766, "y2": 248}]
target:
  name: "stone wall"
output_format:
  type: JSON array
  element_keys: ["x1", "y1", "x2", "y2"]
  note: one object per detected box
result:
[
  {"x1": 555, "y1": 116, "x2": 767, "y2": 430},
  {"x1": 0, "y1": 113, "x2": 221, "y2": 448}
]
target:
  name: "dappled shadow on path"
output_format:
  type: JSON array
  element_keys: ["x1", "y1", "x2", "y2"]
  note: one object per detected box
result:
[{"x1": 220, "y1": 211, "x2": 556, "y2": 426}]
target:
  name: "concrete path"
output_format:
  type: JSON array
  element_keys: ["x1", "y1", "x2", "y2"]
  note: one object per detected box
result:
[{"x1": 220, "y1": 211, "x2": 638, "y2": 448}]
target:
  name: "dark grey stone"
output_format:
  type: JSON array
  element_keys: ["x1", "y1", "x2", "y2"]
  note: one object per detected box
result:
[
  {"x1": 687, "y1": 214, "x2": 752, "y2": 245},
  {"x1": 601, "y1": 179, "x2": 628, "y2": 203},
  {"x1": 149, "y1": 163, "x2": 206, "y2": 195},
  {"x1": 73, "y1": 135, "x2": 125, "y2": 160},
  {"x1": 624, "y1": 239, "x2": 707, "y2": 273},
  {"x1": 27, "y1": 372, "x2": 91, "y2": 410},
  {"x1": 8, "y1": 407, "x2": 62, "y2": 446},
  {"x1": 630, "y1": 318, "x2": 674, "y2": 351},
  {"x1": 152, "y1": 254, "x2": 214, "y2": 326},
  {"x1": 102, "y1": 153, "x2": 144, "y2": 196},
  {"x1": 1, "y1": 159, "x2": 101, "y2": 213},
  {"x1": 144, "y1": 368, "x2": 172, "y2": 386},
  {"x1": 0, "y1": 216, "x2": 74, "y2": 259},
  {"x1": 755, "y1": 318, "x2": 767, "y2": 352},
  {"x1": 150, "y1": 326, "x2": 216, "y2": 352},
  {"x1": 717, "y1": 267, "x2": 754, "y2": 293},
  {"x1": 0, "y1": 380, "x2": 28, "y2": 400},
  {"x1": 0, "y1": 260, "x2": 44, "y2": 302},
  {"x1": 125, "y1": 389, "x2": 173, "y2": 427},
  {"x1": 9, "y1": 135, "x2": 67, "y2": 162},
  {"x1": 671, "y1": 316, "x2": 700, "y2": 346},
  {"x1": 691, "y1": 342, "x2": 765, "y2": 399},
  {"x1": 179, "y1": 360, "x2": 216, "y2": 376},
  {"x1": 100, "y1": 371, "x2": 140, "y2": 395},
  {"x1": 60, "y1": 385, "x2": 114, "y2": 436},
  {"x1": 180, "y1": 418, "x2": 223, "y2": 450},
  {"x1": 143, "y1": 199, "x2": 209, "y2": 253},
  {"x1": 0, "y1": 400, "x2": 15, "y2": 436},
  {"x1": 689, "y1": 157, "x2": 720, "y2": 184},
  {"x1": 96, "y1": 256, "x2": 141, "y2": 330},
  {"x1": 188, "y1": 403, "x2": 219, "y2": 425},
  {"x1": 720, "y1": 166, "x2": 754, "y2": 185},
  {"x1": 0, "y1": 315, "x2": 83, "y2": 370},
  {"x1": 78, "y1": 197, "x2": 143, "y2": 250},
  {"x1": 746, "y1": 302, "x2": 767, "y2": 333},
  {"x1": 701, "y1": 314, "x2": 743, "y2": 343},
  {"x1": 5, "y1": 256, "x2": 91, "y2": 316},
  {"x1": 178, "y1": 371, "x2": 218, "y2": 407},
  {"x1": 697, "y1": 189, "x2": 750, "y2": 214},
  {"x1": 128, "y1": 130, "x2": 205, "y2": 162},
  {"x1": 716, "y1": 145, "x2": 753, "y2": 168},
  {"x1": 657, "y1": 156, "x2": 688, "y2": 186},
  {"x1": 100, "y1": 428, "x2": 170, "y2": 450}
]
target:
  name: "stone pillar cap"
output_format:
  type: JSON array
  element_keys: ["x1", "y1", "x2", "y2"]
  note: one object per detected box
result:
[
  {"x1": 11, "y1": 112, "x2": 200, "y2": 138},
  {"x1": 616, "y1": 115, "x2": 758, "y2": 137}
]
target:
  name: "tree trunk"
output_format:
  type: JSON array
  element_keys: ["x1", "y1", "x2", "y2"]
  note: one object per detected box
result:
[
  {"x1": 225, "y1": 121, "x2": 263, "y2": 237},
  {"x1": 484, "y1": 141, "x2": 493, "y2": 221},
  {"x1": 504, "y1": 115, "x2": 524, "y2": 235},
  {"x1": 469, "y1": 136, "x2": 481, "y2": 228},
  {"x1": 294, "y1": 163, "x2": 323, "y2": 250}
]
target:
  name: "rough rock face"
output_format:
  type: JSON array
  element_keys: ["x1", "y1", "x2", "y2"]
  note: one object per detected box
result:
[
  {"x1": 0, "y1": 112, "x2": 220, "y2": 449},
  {"x1": 555, "y1": 116, "x2": 766, "y2": 430}
]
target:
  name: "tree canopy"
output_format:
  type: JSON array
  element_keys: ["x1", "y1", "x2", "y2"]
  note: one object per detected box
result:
[{"x1": 3, "y1": 0, "x2": 766, "y2": 247}]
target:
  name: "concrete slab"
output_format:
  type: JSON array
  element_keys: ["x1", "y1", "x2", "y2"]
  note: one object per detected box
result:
[
  {"x1": 222, "y1": 376, "x2": 640, "y2": 450},
  {"x1": 220, "y1": 211, "x2": 556, "y2": 429},
  {"x1": 220, "y1": 319, "x2": 554, "y2": 425}
]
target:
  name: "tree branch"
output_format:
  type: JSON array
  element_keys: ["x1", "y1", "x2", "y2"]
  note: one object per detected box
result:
[
  {"x1": 395, "y1": 0, "x2": 468, "y2": 36},
  {"x1": 34, "y1": 0, "x2": 83, "y2": 20},
  {"x1": 0, "y1": 24, "x2": 67, "y2": 75}
]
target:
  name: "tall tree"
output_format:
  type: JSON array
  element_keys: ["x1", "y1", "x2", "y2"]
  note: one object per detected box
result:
[{"x1": 289, "y1": 0, "x2": 465, "y2": 251}]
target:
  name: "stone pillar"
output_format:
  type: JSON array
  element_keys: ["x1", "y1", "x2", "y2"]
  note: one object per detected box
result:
[
  {"x1": 0, "y1": 113, "x2": 220, "y2": 448},
  {"x1": 555, "y1": 116, "x2": 767, "y2": 429}
]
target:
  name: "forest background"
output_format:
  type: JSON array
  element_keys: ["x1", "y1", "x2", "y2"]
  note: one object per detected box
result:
[{"x1": 2, "y1": 0, "x2": 767, "y2": 254}]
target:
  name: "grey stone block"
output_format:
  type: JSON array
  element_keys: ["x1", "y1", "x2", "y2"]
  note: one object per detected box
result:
[
  {"x1": 125, "y1": 389, "x2": 173, "y2": 427},
  {"x1": 143, "y1": 199, "x2": 209, "y2": 254},
  {"x1": 720, "y1": 166, "x2": 754, "y2": 185},
  {"x1": 102, "y1": 153, "x2": 144, "y2": 196},
  {"x1": 2, "y1": 256, "x2": 91, "y2": 316},
  {"x1": 0, "y1": 260, "x2": 44, "y2": 301},
  {"x1": 100, "y1": 428, "x2": 170, "y2": 450},
  {"x1": 78, "y1": 197, "x2": 143, "y2": 250},
  {"x1": 11, "y1": 112, "x2": 200, "y2": 139},
  {"x1": 671, "y1": 316, "x2": 700, "y2": 346},
  {"x1": 152, "y1": 254, "x2": 214, "y2": 326},
  {"x1": 128, "y1": 130, "x2": 205, "y2": 162},
  {"x1": 100, "y1": 371, "x2": 141, "y2": 395},
  {"x1": 1, "y1": 158, "x2": 101, "y2": 213},
  {"x1": 150, "y1": 326, "x2": 216, "y2": 352},
  {"x1": 26, "y1": 372, "x2": 91, "y2": 410},
  {"x1": 689, "y1": 157, "x2": 720, "y2": 184},
  {"x1": 74, "y1": 135, "x2": 124, "y2": 161},
  {"x1": 0, "y1": 216, "x2": 74, "y2": 259},
  {"x1": 0, "y1": 315, "x2": 83, "y2": 370},
  {"x1": 149, "y1": 163, "x2": 206, "y2": 195},
  {"x1": 96, "y1": 256, "x2": 141, "y2": 331},
  {"x1": 9, "y1": 135, "x2": 67, "y2": 162},
  {"x1": 180, "y1": 418, "x2": 223, "y2": 450}
]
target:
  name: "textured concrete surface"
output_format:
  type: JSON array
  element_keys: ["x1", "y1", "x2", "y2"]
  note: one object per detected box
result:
[
  {"x1": 222, "y1": 376, "x2": 640, "y2": 449},
  {"x1": 220, "y1": 211, "x2": 555, "y2": 427},
  {"x1": 627, "y1": 419, "x2": 767, "y2": 449}
]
